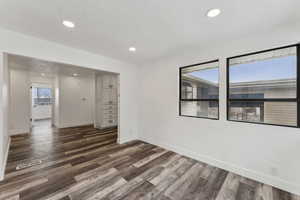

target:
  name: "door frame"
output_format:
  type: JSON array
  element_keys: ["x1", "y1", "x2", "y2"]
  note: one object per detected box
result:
[{"x1": 30, "y1": 83, "x2": 54, "y2": 128}]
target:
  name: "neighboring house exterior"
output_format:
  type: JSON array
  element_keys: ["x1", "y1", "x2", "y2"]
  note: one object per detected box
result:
[
  {"x1": 181, "y1": 74, "x2": 296, "y2": 126},
  {"x1": 181, "y1": 74, "x2": 219, "y2": 118}
]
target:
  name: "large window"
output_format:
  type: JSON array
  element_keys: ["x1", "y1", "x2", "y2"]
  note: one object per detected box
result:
[
  {"x1": 180, "y1": 60, "x2": 219, "y2": 119},
  {"x1": 227, "y1": 45, "x2": 299, "y2": 127}
]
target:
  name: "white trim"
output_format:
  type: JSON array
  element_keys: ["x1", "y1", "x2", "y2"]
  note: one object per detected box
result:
[
  {"x1": 118, "y1": 137, "x2": 135, "y2": 144},
  {"x1": 58, "y1": 123, "x2": 93, "y2": 129},
  {"x1": 140, "y1": 137, "x2": 300, "y2": 196},
  {"x1": 0, "y1": 137, "x2": 10, "y2": 181}
]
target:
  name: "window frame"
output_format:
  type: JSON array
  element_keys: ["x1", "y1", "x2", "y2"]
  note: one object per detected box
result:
[
  {"x1": 226, "y1": 44, "x2": 300, "y2": 128},
  {"x1": 179, "y1": 59, "x2": 219, "y2": 120}
]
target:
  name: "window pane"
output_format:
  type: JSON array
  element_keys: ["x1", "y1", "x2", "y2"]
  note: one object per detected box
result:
[
  {"x1": 229, "y1": 101, "x2": 297, "y2": 126},
  {"x1": 229, "y1": 47, "x2": 297, "y2": 99},
  {"x1": 37, "y1": 88, "x2": 52, "y2": 98},
  {"x1": 181, "y1": 101, "x2": 218, "y2": 119},
  {"x1": 181, "y1": 61, "x2": 219, "y2": 99},
  {"x1": 181, "y1": 82, "x2": 193, "y2": 99},
  {"x1": 34, "y1": 87, "x2": 52, "y2": 105}
]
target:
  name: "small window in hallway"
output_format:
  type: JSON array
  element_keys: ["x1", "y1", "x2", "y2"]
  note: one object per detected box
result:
[
  {"x1": 32, "y1": 87, "x2": 52, "y2": 105},
  {"x1": 179, "y1": 60, "x2": 219, "y2": 119}
]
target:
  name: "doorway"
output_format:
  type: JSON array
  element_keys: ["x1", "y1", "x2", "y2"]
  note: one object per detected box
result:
[{"x1": 31, "y1": 84, "x2": 53, "y2": 128}]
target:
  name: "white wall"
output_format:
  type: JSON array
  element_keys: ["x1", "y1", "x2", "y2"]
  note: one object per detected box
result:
[
  {"x1": 30, "y1": 76, "x2": 54, "y2": 86},
  {"x1": 9, "y1": 68, "x2": 31, "y2": 135},
  {"x1": 59, "y1": 74, "x2": 95, "y2": 128},
  {"x1": 139, "y1": 25, "x2": 300, "y2": 195},
  {"x1": 0, "y1": 53, "x2": 10, "y2": 180},
  {"x1": 53, "y1": 75, "x2": 60, "y2": 127}
]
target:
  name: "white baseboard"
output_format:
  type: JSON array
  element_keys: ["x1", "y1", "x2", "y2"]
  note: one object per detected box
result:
[
  {"x1": 0, "y1": 137, "x2": 11, "y2": 181},
  {"x1": 118, "y1": 136, "x2": 136, "y2": 144},
  {"x1": 9, "y1": 128, "x2": 29, "y2": 136},
  {"x1": 58, "y1": 123, "x2": 93, "y2": 129},
  {"x1": 140, "y1": 137, "x2": 300, "y2": 196}
]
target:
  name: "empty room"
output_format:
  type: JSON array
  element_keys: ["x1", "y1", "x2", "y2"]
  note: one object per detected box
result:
[{"x1": 0, "y1": 0, "x2": 299, "y2": 200}]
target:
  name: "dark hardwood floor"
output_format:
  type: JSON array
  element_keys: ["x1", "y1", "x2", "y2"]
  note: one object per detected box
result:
[{"x1": 0, "y1": 125, "x2": 298, "y2": 200}]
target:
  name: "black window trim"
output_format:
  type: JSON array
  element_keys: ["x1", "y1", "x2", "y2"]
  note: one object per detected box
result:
[
  {"x1": 179, "y1": 59, "x2": 219, "y2": 120},
  {"x1": 226, "y1": 44, "x2": 300, "y2": 128}
]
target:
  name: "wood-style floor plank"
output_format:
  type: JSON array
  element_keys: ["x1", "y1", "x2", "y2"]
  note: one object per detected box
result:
[{"x1": 0, "y1": 124, "x2": 298, "y2": 200}]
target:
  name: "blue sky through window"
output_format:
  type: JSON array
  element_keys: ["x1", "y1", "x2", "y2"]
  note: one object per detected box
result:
[
  {"x1": 32, "y1": 87, "x2": 51, "y2": 98},
  {"x1": 230, "y1": 56, "x2": 296, "y2": 83},
  {"x1": 188, "y1": 68, "x2": 219, "y2": 83},
  {"x1": 187, "y1": 56, "x2": 296, "y2": 84}
]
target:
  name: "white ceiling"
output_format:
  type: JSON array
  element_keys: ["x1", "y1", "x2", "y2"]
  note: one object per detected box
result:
[
  {"x1": 0, "y1": 0, "x2": 299, "y2": 64},
  {"x1": 8, "y1": 54, "x2": 115, "y2": 77}
]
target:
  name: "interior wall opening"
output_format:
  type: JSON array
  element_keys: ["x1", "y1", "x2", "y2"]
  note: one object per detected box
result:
[{"x1": 7, "y1": 53, "x2": 120, "y2": 148}]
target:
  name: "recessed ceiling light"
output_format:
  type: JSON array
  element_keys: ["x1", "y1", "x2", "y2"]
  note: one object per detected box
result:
[
  {"x1": 73, "y1": 73, "x2": 78, "y2": 77},
  {"x1": 129, "y1": 47, "x2": 136, "y2": 52},
  {"x1": 207, "y1": 8, "x2": 221, "y2": 18},
  {"x1": 41, "y1": 73, "x2": 45, "y2": 76},
  {"x1": 63, "y1": 20, "x2": 75, "y2": 28}
]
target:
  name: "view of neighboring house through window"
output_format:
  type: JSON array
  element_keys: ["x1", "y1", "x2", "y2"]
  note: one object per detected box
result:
[
  {"x1": 180, "y1": 60, "x2": 219, "y2": 119},
  {"x1": 32, "y1": 87, "x2": 52, "y2": 105},
  {"x1": 227, "y1": 45, "x2": 298, "y2": 127}
]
